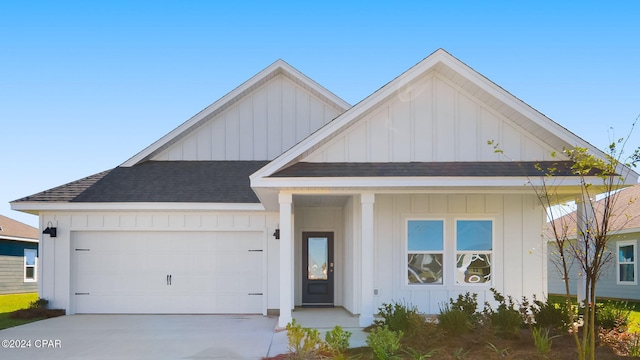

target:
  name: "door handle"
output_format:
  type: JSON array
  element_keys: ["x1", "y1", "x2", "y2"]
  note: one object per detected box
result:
[
  {"x1": 330, "y1": 262, "x2": 334, "y2": 273},
  {"x1": 167, "y1": 274, "x2": 172, "y2": 286}
]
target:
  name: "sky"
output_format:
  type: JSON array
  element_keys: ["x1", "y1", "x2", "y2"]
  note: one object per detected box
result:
[{"x1": 1, "y1": 1, "x2": 639, "y2": 228}]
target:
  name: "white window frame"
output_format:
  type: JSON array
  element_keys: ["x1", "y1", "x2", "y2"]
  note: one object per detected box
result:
[
  {"x1": 616, "y1": 240, "x2": 637, "y2": 285},
  {"x1": 405, "y1": 218, "x2": 445, "y2": 286},
  {"x1": 24, "y1": 248, "x2": 37, "y2": 282},
  {"x1": 455, "y1": 218, "x2": 493, "y2": 286}
]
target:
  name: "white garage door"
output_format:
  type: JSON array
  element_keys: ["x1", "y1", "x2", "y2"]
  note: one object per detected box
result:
[{"x1": 72, "y1": 231, "x2": 264, "y2": 314}]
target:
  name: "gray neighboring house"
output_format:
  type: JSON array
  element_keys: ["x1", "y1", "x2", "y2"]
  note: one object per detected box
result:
[
  {"x1": 0, "y1": 215, "x2": 38, "y2": 294},
  {"x1": 548, "y1": 184, "x2": 640, "y2": 301}
]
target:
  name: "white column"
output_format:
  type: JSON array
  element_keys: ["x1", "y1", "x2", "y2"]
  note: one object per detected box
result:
[
  {"x1": 278, "y1": 192, "x2": 293, "y2": 328},
  {"x1": 360, "y1": 192, "x2": 375, "y2": 327},
  {"x1": 575, "y1": 194, "x2": 594, "y2": 306}
]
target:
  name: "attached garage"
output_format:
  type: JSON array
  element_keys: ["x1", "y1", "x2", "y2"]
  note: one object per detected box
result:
[{"x1": 71, "y1": 231, "x2": 265, "y2": 314}]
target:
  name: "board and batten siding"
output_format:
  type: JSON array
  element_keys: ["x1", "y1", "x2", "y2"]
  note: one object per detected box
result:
[
  {"x1": 153, "y1": 74, "x2": 342, "y2": 162},
  {"x1": 548, "y1": 233, "x2": 640, "y2": 301},
  {"x1": 37, "y1": 211, "x2": 279, "y2": 313},
  {"x1": 304, "y1": 74, "x2": 561, "y2": 163},
  {"x1": 372, "y1": 193, "x2": 546, "y2": 314},
  {"x1": 0, "y1": 240, "x2": 38, "y2": 294}
]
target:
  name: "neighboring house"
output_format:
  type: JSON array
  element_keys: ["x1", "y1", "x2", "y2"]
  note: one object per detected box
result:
[
  {"x1": 548, "y1": 184, "x2": 640, "y2": 301},
  {"x1": 11, "y1": 49, "x2": 637, "y2": 327},
  {"x1": 0, "y1": 215, "x2": 38, "y2": 295}
]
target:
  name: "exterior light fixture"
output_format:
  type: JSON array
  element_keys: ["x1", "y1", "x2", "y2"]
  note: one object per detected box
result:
[{"x1": 43, "y1": 221, "x2": 57, "y2": 238}]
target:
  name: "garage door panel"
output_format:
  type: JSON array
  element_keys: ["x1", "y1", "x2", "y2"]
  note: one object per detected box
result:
[{"x1": 73, "y1": 231, "x2": 264, "y2": 314}]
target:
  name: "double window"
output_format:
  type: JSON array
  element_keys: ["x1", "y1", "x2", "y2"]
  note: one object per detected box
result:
[
  {"x1": 617, "y1": 240, "x2": 636, "y2": 285},
  {"x1": 24, "y1": 249, "x2": 37, "y2": 282},
  {"x1": 407, "y1": 219, "x2": 492, "y2": 286}
]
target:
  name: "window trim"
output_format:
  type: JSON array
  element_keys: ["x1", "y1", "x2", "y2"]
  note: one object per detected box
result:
[
  {"x1": 405, "y1": 218, "x2": 445, "y2": 286},
  {"x1": 24, "y1": 248, "x2": 37, "y2": 283},
  {"x1": 455, "y1": 218, "x2": 494, "y2": 286},
  {"x1": 616, "y1": 239, "x2": 637, "y2": 285}
]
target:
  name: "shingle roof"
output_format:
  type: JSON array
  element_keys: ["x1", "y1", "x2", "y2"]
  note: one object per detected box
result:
[
  {"x1": 271, "y1": 161, "x2": 584, "y2": 177},
  {"x1": 0, "y1": 215, "x2": 38, "y2": 240},
  {"x1": 14, "y1": 161, "x2": 268, "y2": 204}
]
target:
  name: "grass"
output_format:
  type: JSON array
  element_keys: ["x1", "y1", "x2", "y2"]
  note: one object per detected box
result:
[{"x1": 0, "y1": 292, "x2": 40, "y2": 330}]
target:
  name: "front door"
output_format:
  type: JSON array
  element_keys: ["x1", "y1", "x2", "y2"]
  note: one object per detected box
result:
[{"x1": 302, "y1": 232, "x2": 334, "y2": 305}]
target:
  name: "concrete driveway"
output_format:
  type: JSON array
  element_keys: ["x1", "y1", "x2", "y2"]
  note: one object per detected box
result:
[{"x1": 0, "y1": 314, "x2": 286, "y2": 359}]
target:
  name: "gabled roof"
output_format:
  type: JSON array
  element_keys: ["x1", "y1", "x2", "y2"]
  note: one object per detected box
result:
[
  {"x1": 13, "y1": 161, "x2": 268, "y2": 204},
  {"x1": 0, "y1": 215, "x2": 38, "y2": 242},
  {"x1": 251, "y1": 49, "x2": 637, "y2": 185},
  {"x1": 121, "y1": 59, "x2": 350, "y2": 167}
]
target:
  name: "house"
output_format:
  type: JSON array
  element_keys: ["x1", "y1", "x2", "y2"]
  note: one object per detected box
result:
[
  {"x1": 548, "y1": 184, "x2": 640, "y2": 301},
  {"x1": 11, "y1": 49, "x2": 637, "y2": 328},
  {"x1": 0, "y1": 215, "x2": 38, "y2": 294}
]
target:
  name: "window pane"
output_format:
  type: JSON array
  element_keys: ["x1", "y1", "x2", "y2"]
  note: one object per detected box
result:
[
  {"x1": 619, "y1": 245, "x2": 634, "y2": 263},
  {"x1": 25, "y1": 250, "x2": 36, "y2": 266},
  {"x1": 408, "y1": 220, "x2": 443, "y2": 251},
  {"x1": 456, "y1": 253, "x2": 491, "y2": 283},
  {"x1": 25, "y1": 267, "x2": 35, "y2": 280},
  {"x1": 620, "y1": 264, "x2": 635, "y2": 282},
  {"x1": 308, "y1": 237, "x2": 328, "y2": 280},
  {"x1": 408, "y1": 254, "x2": 443, "y2": 284},
  {"x1": 457, "y1": 220, "x2": 492, "y2": 251}
]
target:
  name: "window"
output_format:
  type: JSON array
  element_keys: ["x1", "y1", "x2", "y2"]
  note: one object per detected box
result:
[
  {"x1": 617, "y1": 240, "x2": 636, "y2": 285},
  {"x1": 407, "y1": 220, "x2": 443, "y2": 285},
  {"x1": 456, "y1": 220, "x2": 492, "y2": 284},
  {"x1": 24, "y1": 249, "x2": 37, "y2": 282}
]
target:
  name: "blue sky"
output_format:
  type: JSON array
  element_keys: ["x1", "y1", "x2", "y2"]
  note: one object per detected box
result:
[{"x1": 1, "y1": 1, "x2": 639, "y2": 227}]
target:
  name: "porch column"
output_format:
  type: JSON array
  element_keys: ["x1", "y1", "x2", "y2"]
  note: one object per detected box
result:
[
  {"x1": 278, "y1": 192, "x2": 293, "y2": 328},
  {"x1": 575, "y1": 194, "x2": 594, "y2": 306},
  {"x1": 360, "y1": 192, "x2": 375, "y2": 327}
]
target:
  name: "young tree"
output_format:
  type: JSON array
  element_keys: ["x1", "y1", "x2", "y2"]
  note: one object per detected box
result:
[{"x1": 491, "y1": 117, "x2": 640, "y2": 360}]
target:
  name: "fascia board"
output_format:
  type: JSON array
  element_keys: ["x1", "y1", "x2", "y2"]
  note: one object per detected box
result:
[
  {"x1": 251, "y1": 176, "x2": 602, "y2": 189},
  {"x1": 122, "y1": 60, "x2": 349, "y2": 167},
  {"x1": 0, "y1": 236, "x2": 38, "y2": 243},
  {"x1": 11, "y1": 202, "x2": 266, "y2": 212}
]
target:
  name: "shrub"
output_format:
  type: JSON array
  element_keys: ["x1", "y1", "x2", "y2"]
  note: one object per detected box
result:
[
  {"x1": 29, "y1": 298, "x2": 49, "y2": 309},
  {"x1": 483, "y1": 288, "x2": 522, "y2": 339},
  {"x1": 529, "y1": 295, "x2": 571, "y2": 332},
  {"x1": 366, "y1": 325, "x2": 403, "y2": 360},
  {"x1": 437, "y1": 303, "x2": 473, "y2": 336},
  {"x1": 285, "y1": 319, "x2": 325, "y2": 359},
  {"x1": 376, "y1": 300, "x2": 424, "y2": 336},
  {"x1": 325, "y1": 325, "x2": 351, "y2": 358},
  {"x1": 596, "y1": 300, "x2": 632, "y2": 330}
]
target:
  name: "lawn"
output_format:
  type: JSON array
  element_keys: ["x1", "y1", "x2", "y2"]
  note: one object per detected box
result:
[{"x1": 0, "y1": 292, "x2": 39, "y2": 330}]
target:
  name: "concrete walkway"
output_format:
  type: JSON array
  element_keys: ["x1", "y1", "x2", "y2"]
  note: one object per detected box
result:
[{"x1": 0, "y1": 315, "x2": 281, "y2": 359}]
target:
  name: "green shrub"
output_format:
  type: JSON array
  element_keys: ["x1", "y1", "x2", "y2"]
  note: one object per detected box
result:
[
  {"x1": 437, "y1": 303, "x2": 473, "y2": 336},
  {"x1": 483, "y1": 288, "x2": 522, "y2": 339},
  {"x1": 29, "y1": 298, "x2": 49, "y2": 309},
  {"x1": 325, "y1": 325, "x2": 351, "y2": 357},
  {"x1": 366, "y1": 325, "x2": 403, "y2": 360},
  {"x1": 596, "y1": 300, "x2": 632, "y2": 330},
  {"x1": 448, "y1": 292, "x2": 480, "y2": 322},
  {"x1": 376, "y1": 300, "x2": 424, "y2": 336},
  {"x1": 285, "y1": 319, "x2": 325, "y2": 359},
  {"x1": 529, "y1": 295, "x2": 571, "y2": 332}
]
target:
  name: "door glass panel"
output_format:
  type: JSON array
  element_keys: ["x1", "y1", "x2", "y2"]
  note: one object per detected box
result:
[{"x1": 307, "y1": 237, "x2": 328, "y2": 280}]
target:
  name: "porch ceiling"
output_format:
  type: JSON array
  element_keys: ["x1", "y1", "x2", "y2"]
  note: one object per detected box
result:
[{"x1": 293, "y1": 194, "x2": 349, "y2": 207}]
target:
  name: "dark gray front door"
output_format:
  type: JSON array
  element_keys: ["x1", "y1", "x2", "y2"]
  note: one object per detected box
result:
[{"x1": 302, "y1": 232, "x2": 334, "y2": 305}]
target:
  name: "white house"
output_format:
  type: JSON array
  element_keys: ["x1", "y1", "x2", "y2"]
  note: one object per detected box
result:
[{"x1": 12, "y1": 49, "x2": 636, "y2": 328}]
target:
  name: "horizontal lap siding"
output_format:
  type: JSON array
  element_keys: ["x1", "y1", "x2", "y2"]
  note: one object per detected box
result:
[{"x1": 0, "y1": 255, "x2": 37, "y2": 295}]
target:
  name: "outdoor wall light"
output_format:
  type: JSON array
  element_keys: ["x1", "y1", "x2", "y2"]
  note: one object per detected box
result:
[
  {"x1": 43, "y1": 221, "x2": 57, "y2": 238},
  {"x1": 273, "y1": 228, "x2": 280, "y2": 239}
]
